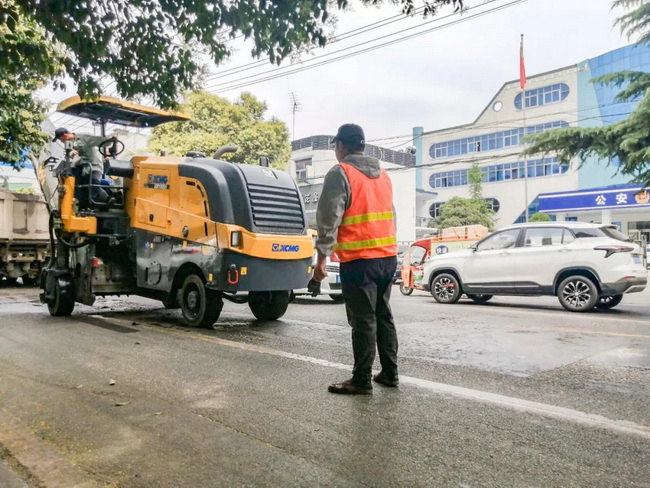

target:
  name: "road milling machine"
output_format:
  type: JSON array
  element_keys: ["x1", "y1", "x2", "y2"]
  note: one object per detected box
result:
[{"x1": 39, "y1": 96, "x2": 314, "y2": 327}]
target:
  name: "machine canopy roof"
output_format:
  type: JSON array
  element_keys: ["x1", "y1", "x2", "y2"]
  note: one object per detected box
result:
[{"x1": 57, "y1": 96, "x2": 190, "y2": 128}]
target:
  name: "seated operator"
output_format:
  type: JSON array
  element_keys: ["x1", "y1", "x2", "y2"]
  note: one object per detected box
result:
[{"x1": 52, "y1": 127, "x2": 112, "y2": 204}]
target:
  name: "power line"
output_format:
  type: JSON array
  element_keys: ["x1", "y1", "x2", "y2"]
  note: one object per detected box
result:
[{"x1": 206, "y1": 0, "x2": 525, "y2": 94}]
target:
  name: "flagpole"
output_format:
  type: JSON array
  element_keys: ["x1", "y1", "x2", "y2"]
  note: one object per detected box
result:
[{"x1": 520, "y1": 33, "x2": 529, "y2": 223}]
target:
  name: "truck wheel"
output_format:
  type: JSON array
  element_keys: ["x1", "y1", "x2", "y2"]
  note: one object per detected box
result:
[
  {"x1": 180, "y1": 274, "x2": 222, "y2": 328},
  {"x1": 248, "y1": 291, "x2": 290, "y2": 321},
  {"x1": 558, "y1": 275, "x2": 598, "y2": 312},
  {"x1": 21, "y1": 275, "x2": 37, "y2": 286},
  {"x1": 48, "y1": 276, "x2": 75, "y2": 316}
]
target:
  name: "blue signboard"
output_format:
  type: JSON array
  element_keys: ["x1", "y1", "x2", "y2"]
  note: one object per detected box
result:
[{"x1": 539, "y1": 186, "x2": 650, "y2": 213}]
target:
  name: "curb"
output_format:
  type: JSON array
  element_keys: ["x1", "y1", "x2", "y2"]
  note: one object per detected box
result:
[{"x1": 0, "y1": 411, "x2": 100, "y2": 488}]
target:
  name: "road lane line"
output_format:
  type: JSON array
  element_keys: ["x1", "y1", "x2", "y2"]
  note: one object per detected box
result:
[{"x1": 117, "y1": 319, "x2": 650, "y2": 441}]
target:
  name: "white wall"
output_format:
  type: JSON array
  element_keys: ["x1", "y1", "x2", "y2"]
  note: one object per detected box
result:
[{"x1": 289, "y1": 148, "x2": 416, "y2": 242}]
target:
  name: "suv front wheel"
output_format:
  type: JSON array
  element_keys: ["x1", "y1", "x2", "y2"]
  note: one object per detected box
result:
[
  {"x1": 557, "y1": 275, "x2": 598, "y2": 312},
  {"x1": 431, "y1": 273, "x2": 462, "y2": 304}
]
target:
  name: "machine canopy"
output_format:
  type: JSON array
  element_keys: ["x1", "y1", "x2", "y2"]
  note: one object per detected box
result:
[{"x1": 56, "y1": 96, "x2": 190, "y2": 128}]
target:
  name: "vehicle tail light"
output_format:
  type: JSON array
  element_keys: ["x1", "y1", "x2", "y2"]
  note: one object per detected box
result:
[{"x1": 594, "y1": 245, "x2": 634, "y2": 258}]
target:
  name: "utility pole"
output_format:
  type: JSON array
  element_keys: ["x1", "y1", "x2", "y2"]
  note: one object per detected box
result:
[{"x1": 289, "y1": 92, "x2": 302, "y2": 142}]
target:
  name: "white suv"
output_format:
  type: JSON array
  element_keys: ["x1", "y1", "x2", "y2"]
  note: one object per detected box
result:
[{"x1": 421, "y1": 222, "x2": 647, "y2": 312}]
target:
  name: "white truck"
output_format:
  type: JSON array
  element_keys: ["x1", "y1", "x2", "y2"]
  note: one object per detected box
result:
[{"x1": 0, "y1": 188, "x2": 50, "y2": 285}]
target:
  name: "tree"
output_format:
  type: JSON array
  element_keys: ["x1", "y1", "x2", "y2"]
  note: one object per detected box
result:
[
  {"x1": 529, "y1": 212, "x2": 552, "y2": 222},
  {"x1": 148, "y1": 91, "x2": 291, "y2": 168},
  {"x1": 523, "y1": 0, "x2": 650, "y2": 184},
  {"x1": 436, "y1": 162, "x2": 494, "y2": 230},
  {"x1": 435, "y1": 197, "x2": 495, "y2": 230},
  {"x1": 0, "y1": 0, "x2": 63, "y2": 167},
  {"x1": 2, "y1": 0, "x2": 463, "y2": 168}
]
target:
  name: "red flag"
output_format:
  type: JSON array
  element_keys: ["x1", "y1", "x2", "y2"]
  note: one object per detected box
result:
[{"x1": 519, "y1": 34, "x2": 527, "y2": 90}]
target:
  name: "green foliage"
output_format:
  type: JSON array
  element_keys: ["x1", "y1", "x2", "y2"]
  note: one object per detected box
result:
[
  {"x1": 148, "y1": 91, "x2": 290, "y2": 168},
  {"x1": 468, "y1": 162, "x2": 484, "y2": 200},
  {"x1": 435, "y1": 197, "x2": 494, "y2": 230},
  {"x1": 0, "y1": 0, "x2": 64, "y2": 167},
  {"x1": 524, "y1": 0, "x2": 650, "y2": 184},
  {"x1": 529, "y1": 212, "x2": 552, "y2": 222},
  {"x1": 8, "y1": 0, "x2": 464, "y2": 109}
]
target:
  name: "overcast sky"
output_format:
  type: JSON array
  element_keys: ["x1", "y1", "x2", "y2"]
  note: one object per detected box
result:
[{"x1": 44, "y1": 0, "x2": 631, "y2": 148}]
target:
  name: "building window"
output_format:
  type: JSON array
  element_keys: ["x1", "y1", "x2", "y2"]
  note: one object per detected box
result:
[
  {"x1": 295, "y1": 158, "x2": 312, "y2": 181},
  {"x1": 485, "y1": 198, "x2": 500, "y2": 213},
  {"x1": 429, "y1": 202, "x2": 443, "y2": 218},
  {"x1": 428, "y1": 157, "x2": 567, "y2": 189},
  {"x1": 514, "y1": 83, "x2": 570, "y2": 110},
  {"x1": 428, "y1": 121, "x2": 569, "y2": 159}
]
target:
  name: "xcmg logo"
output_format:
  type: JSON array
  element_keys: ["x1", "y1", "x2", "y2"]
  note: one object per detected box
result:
[{"x1": 272, "y1": 243, "x2": 300, "y2": 252}]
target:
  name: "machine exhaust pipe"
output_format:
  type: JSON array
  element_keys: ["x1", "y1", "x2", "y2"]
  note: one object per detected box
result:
[{"x1": 213, "y1": 145, "x2": 238, "y2": 159}]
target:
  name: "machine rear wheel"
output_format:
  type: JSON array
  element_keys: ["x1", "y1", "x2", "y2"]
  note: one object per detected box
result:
[
  {"x1": 48, "y1": 276, "x2": 75, "y2": 316},
  {"x1": 248, "y1": 291, "x2": 290, "y2": 321},
  {"x1": 180, "y1": 275, "x2": 222, "y2": 328}
]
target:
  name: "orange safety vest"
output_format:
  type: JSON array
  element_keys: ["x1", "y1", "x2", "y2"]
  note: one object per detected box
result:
[{"x1": 331, "y1": 162, "x2": 397, "y2": 263}]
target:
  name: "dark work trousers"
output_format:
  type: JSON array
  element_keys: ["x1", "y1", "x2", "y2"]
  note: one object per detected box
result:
[{"x1": 340, "y1": 256, "x2": 398, "y2": 387}]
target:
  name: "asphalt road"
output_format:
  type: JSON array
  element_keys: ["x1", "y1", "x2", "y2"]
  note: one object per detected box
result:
[{"x1": 0, "y1": 282, "x2": 649, "y2": 487}]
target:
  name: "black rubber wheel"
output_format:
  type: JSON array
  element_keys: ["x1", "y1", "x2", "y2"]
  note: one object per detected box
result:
[
  {"x1": 467, "y1": 294, "x2": 493, "y2": 304},
  {"x1": 399, "y1": 283, "x2": 414, "y2": 296},
  {"x1": 596, "y1": 295, "x2": 623, "y2": 310},
  {"x1": 329, "y1": 294, "x2": 345, "y2": 303},
  {"x1": 431, "y1": 273, "x2": 461, "y2": 304},
  {"x1": 248, "y1": 291, "x2": 290, "y2": 321},
  {"x1": 3, "y1": 277, "x2": 18, "y2": 285},
  {"x1": 21, "y1": 275, "x2": 38, "y2": 286},
  {"x1": 180, "y1": 275, "x2": 222, "y2": 328},
  {"x1": 47, "y1": 276, "x2": 75, "y2": 316},
  {"x1": 162, "y1": 289, "x2": 180, "y2": 309},
  {"x1": 557, "y1": 276, "x2": 598, "y2": 312}
]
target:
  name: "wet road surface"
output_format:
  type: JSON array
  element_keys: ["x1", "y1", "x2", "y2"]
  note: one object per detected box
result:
[{"x1": 0, "y1": 282, "x2": 648, "y2": 487}]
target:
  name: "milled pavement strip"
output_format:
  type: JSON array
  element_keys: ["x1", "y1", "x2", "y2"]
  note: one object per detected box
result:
[
  {"x1": 0, "y1": 413, "x2": 100, "y2": 488},
  {"x1": 91, "y1": 315, "x2": 650, "y2": 441}
]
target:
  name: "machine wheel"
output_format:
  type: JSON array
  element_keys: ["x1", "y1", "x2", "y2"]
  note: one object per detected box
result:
[
  {"x1": 330, "y1": 294, "x2": 345, "y2": 303},
  {"x1": 47, "y1": 276, "x2": 75, "y2": 316},
  {"x1": 596, "y1": 295, "x2": 623, "y2": 310},
  {"x1": 431, "y1": 273, "x2": 461, "y2": 304},
  {"x1": 180, "y1": 275, "x2": 222, "y2": 328},
  {"x1": 21, "y1": 275, "x2": 38, "y2": 286},
  {"x1": 467, "y1": 294, "x2": 493, "y2": 304},
  {"x1": 248, "y1": 291, "x2": 290, "y2": 321},
  {"x1": 557, "y1": 276, "x2": 598, "y2": 312},
  {"x1": 399, "y1": 283, "x2": 414, "y2": 296},
  {"x1": 162, "y1": 289, "x2": 180, "y2": 309}
]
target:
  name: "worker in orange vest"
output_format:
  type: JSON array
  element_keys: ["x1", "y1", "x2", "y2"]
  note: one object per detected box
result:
[{"x1": 314, "y1": 123, "x2": 399, "y2": 395}]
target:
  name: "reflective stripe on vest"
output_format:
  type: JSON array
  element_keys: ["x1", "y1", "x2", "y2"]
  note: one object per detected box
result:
[{"x1": 332, "y1": 162, "x2": 397, "y2": 263}]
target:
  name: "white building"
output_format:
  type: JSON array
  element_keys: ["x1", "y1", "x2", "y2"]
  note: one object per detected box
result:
[
  {"x1": 413, "y1": 44, "x2": 650, "y2": 240},
  {"x1": 289, "y1": 136, "x2": 417, "y2": 242}
]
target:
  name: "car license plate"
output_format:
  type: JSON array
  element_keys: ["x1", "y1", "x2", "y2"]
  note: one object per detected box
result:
[
  {"x1": 633, "y1": 255, "x2": 642, "y2": 265},
  {"x1": 336, "y1": 275, "x2": 341, "y2": 284}
]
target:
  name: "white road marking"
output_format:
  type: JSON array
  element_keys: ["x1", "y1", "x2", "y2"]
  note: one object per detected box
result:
[{"x1": 105, "y1": 317, "x2": 650, "y2": 441}]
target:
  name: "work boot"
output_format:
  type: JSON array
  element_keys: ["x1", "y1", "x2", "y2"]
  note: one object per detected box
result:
[
  {"x1": 328, "y1": 379, "x2": 372, "y2": 395},
  {"x1": 373, "y1": 372, "x2": 399, "y2": 387}
]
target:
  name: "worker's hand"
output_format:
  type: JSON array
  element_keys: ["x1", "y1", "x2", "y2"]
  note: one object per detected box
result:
[{"x1": 313, "y1": 253, "x2": 328, "y2": 282}]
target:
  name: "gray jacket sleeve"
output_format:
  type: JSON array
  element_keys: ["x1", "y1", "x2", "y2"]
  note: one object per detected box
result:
[{"x1": 315, "y1": 165, "x2": 350, "y2": 256}]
